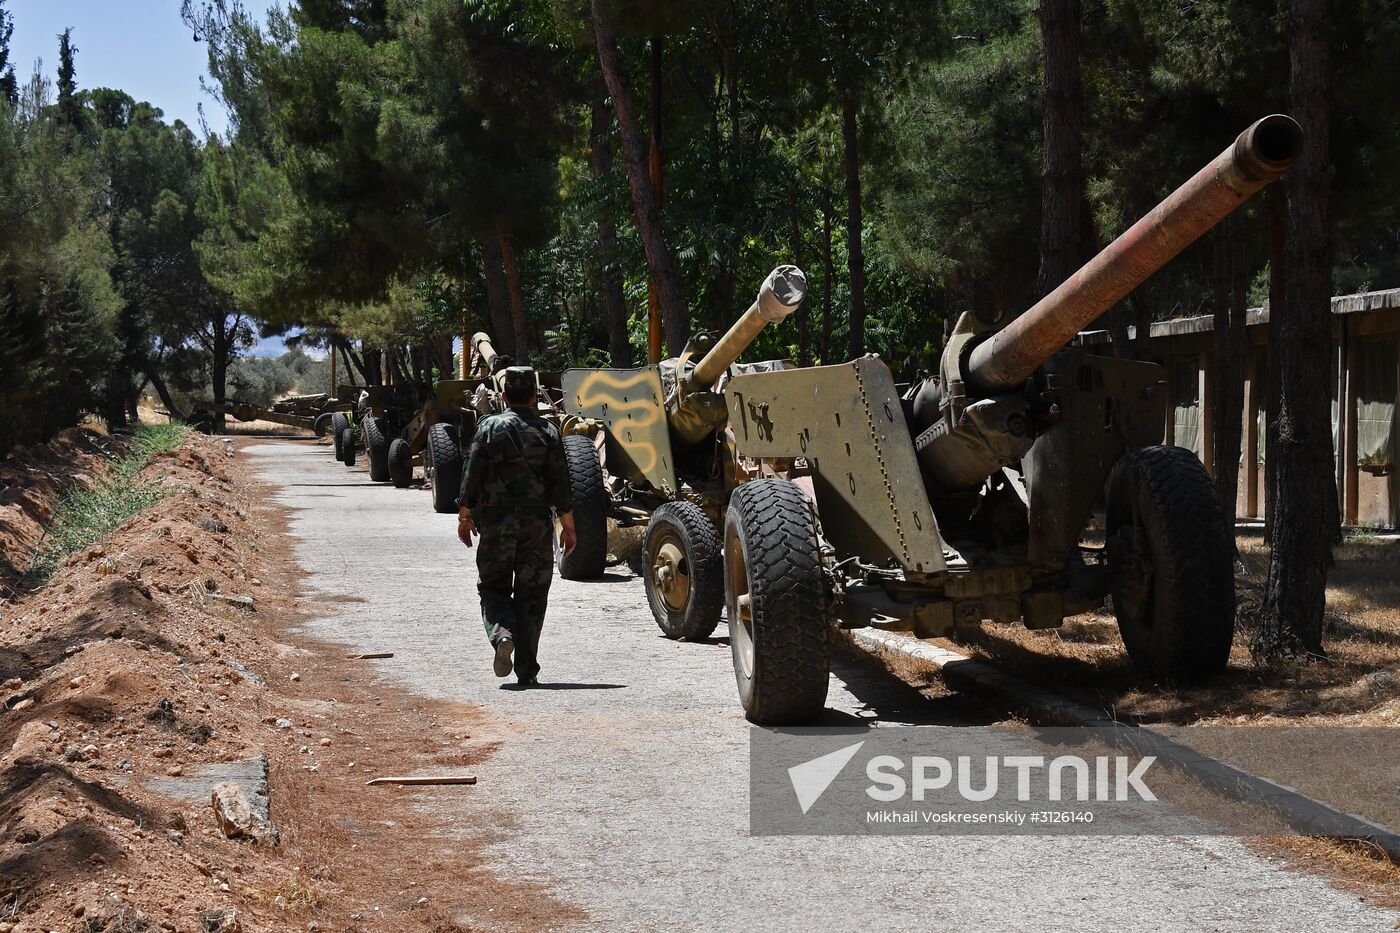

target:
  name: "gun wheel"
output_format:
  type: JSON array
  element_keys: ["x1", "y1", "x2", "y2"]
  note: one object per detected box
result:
[
  {"x1": 559, "y1": 435, "x2": 608, "y2": 580},
  {"x1": 643, "y1": 502, "x2": 723, "y2": 640},
  {"x1": 363, "y1": 416, "x2": 391, "y2": 482},
  {"x1": 426, "y1": 422, "x2": 462, "y2": 514},
  {"x1": 387, "y1": 437, "x2": 413, "y2": 488},
  {"x1": 1107, "y1": 445, "x2": 1235, "y2": 681},
  {"x1": 724, "y1": 478, "x2": 828, "y2": 725},
  {"x1": 331, "y1": 412, "x2": 349, "y2": 459},
  {"x1": 338, "y1": 427, "x2": 356, "y2": 467},
  {"x1": 313, "y1": 412, "x2": 334, "y2": 438}
]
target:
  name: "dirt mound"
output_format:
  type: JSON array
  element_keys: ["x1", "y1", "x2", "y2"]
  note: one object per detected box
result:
[
  {"x1": 0, "y1": 434, "x2": 573, "y2": 932},
  {"x1": 0, "y1": 428, "x2": 116, "y2": 589}
]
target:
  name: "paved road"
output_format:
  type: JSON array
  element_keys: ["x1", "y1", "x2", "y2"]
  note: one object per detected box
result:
[{"x1": 248, "y1": 438, "x2": 1394, "y2": 933}]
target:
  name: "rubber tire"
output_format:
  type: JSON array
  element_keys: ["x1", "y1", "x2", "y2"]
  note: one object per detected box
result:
[
  {"x1": 387, "y1": 437, "x2": 413, "y2": 488},
  {"x1": 725, "y1": 478, "x2": 829, "y2": 725},
  {"x1": 331, "y1": 412, "x2": 349, "y2": 458},
  {"x1": 1107, "y1": 445, "x2": 1235, "y2": 682},
  {"x1": 642, "y1": 502, "x2": 724, "y2": 640},
  {"x1": 313, "y1": 412, "x2": 334, "y2": 438},
  {"x1": 363, "y1": 416, "x2": 391, "y2": 482},
  {"x1": 427, "y1": 422, "x2": 463, "y2": 514},
  {"x1": 558, "y1": 435, "x2": 608, "y2": 580},
  {"x1": 339, "y1": 426, "x2": 356, "y2": 467}
]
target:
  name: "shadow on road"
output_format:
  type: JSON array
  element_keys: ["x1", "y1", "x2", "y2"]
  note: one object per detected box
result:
[
  {"x1": 500, "y1": 682, "x2": 628, "y2": 691},
  {"x1": 828, "y1": 653, "x2": 1003, "y2": 728}
]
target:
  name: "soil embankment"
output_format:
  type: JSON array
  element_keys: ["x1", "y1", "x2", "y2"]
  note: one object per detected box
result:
[{"x1": 0, "y1": 432, "x2": 570, "y2": 932}]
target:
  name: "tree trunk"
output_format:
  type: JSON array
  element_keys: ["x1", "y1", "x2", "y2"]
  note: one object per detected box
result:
[
  {"x1": 481, "y1": 234, "x2": 515, "y2": 357},
  {"x1": 1211, "y1": 219, "x2": 1248, "y2": 542},
  {"x1": 591, "y1": 0, "x2": 688, "y2": 356},
  {"x1": 647, "y1": 37, "x2": 665, "y2": 364},
  {"x1": 792, "y1": 205, "x2": 809, "y2": 367},
  {"x1": 841, "y1": 93, "x2": 866, "y2": 360},
  {"x1": 363, "y1": 345, "x2": 382, "y2": 386},
  {"x1": 338, "y1": 339, "x2": 365, "y2": 387},
  {"x1": 591, "y1": 83, "x2": 632, "y2": 367},
  {"x1": 1035, "y1": 0, "x2": 1083, "y2": 301},
  {"x1": 1258, "y1": 0, "x2": 1332, "y2": 661},
  {"x1": 142, "y1": 364, "x2": 188, "y2": 423},
  {"x1": 820, "y1": 203, "x2": 835, "y2": 364},
  {"x1": 1263, "y1": 186, "x2": 1286, "y2": 533},
  {"x1": 498, "y1": 232, "x2": 529, "y2": 358},
  {"x1": 210, "y1": 314, "x2": 229, "y2": 433}
]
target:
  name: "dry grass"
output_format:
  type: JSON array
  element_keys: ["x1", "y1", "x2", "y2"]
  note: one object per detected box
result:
[
  {"x1": 1263, "y1": 836, "x2": 1400, "y2": 910},
  {"x1": 926, "y1": 530, "x2": 1400, "y2": 726}
]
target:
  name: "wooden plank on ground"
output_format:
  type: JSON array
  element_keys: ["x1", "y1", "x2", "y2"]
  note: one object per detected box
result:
[{"x1": 366, "y1": 774, "x2": 477, "y2": 786}]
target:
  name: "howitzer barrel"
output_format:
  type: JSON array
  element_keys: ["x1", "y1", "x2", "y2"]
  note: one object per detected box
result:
[
  {"x1": 967, "y1": 114, "x2": 1303, "y2": 394},
  {"x1": 684, "y1": 265, "x2": 807, "y2": 393},
  {"x1": 471, "y1": 332, "x2": 499, "y2": 372}
]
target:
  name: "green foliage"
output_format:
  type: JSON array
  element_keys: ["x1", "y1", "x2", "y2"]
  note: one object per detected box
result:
[
  {"x1": 0, "y1": 0, "x2": 15, "y2": 105},
  {"x1": 25, "y1": 422, "x2": 188, "y2": 583},
  {"x1": 188, "y1": 0, "x2": 1400, "y2": 383},
  {"x1": 0, "y1": 74, "x2": 120, "y2": 453}
]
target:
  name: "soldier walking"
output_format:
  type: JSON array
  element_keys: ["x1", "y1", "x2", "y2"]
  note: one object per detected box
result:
[{"x1": 456, "y1": 367, "x2": 576, "y2": 685}]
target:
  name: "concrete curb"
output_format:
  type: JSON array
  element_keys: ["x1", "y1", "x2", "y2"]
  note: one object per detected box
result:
[{"x1": 852, "y1": 628, "x2": 1400, "y2": 860}]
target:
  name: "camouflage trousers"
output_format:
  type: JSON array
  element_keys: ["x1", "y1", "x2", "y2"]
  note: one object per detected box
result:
[{"x1": 476, "y1": 512, "x2": 555, "y2": 682}]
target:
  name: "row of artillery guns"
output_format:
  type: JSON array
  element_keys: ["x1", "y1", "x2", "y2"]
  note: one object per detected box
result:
[
  {"x1": 321, "y1": 333, "x2": 585, "y2": 515},
  {"x1": 552, "y1": 115, "x2": 1304, "y2": 725}
]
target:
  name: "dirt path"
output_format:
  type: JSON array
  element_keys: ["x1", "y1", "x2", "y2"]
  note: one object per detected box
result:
[{"x1": 248, "y1": 437, "x2": 1396, "y2": 933}]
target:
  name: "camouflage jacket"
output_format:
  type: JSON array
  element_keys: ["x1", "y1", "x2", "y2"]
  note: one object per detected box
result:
[{"x1": 457, "y1": 407, "x2": 573, "y2": 519}]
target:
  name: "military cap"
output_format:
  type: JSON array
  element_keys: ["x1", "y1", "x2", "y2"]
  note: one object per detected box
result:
[{"x1": 503, "y1": 366, "x2": 537, "y2": 394}]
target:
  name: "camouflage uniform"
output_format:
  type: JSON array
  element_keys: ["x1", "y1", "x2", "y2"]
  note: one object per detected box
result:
[{"x1": 458, "y1": 404, "x2": 572, "y2": 683}]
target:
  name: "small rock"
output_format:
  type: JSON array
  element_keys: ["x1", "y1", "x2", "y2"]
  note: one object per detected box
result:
[
  {"x1": 15, "y1": 827, "x2": 40, "y2": 844},
  {"x1": 96, "y1": 557, "x2": 118, "y2": 575},
  {"x1": 274, "y1": 896, "x2": 287, "y2": 911},
  {"x1": 317, "y1": 737, "x2": 331, "y2": 747},
  {"x1": 10, "y1": 697, "x2": 33, "y2": 712},
  {"x1": 117, "y1": 758, "x2": 133, "y2": 770},
  {"x1": 153, "y1": 747, "x2": 173, "y2": 759},
  {"x1": 166, "y1": 766, "x2": 184, "y2": 777},
  {"x1": 275, "y1": 718, "x2": 294, "y2": 730},
  {"x1": 89, "y1": 852, "x2": 106, "y2": 865},
  {"x1": 195, "y1": 517, "x2": 229, "y2": 534},
  {"x1": 289, "y1": 673, "x2": 301, "y2": 682},
  {"x1": 63, "y1": 744, "x2": 84, "y2": 762},
  {"x1": 72, "y1": 904, "x2": 85, "y2": 917},
  {"x1": 307, "y1": 924, "x2": 320, "y2": 932},
  {"x1": 211, "y1": 781, "x2": 264, "y2": 841},
  {"x1": 2, "y1": 677, "x2": 20, "y2": 690},
  {"x1": 166, "y1": 829, "x2": 184, "y2": 843},
  {"x1": 82, "y1": 744, "x2": 99, "y2": 760},
  {"x1": 4, "y1": 721, "x2": 50, "y2": 767}
]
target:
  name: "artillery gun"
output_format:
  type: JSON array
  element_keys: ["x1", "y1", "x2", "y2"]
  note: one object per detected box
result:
[
  {"x1": 720, "y1": 115, "x2": 1304, "y2": 724},
  {"x1": 372, "y1": 332, "x2": 573, "y2": 513},
  {"x1": 559, "y1": 266, "x2": 806, "y2": 639}
]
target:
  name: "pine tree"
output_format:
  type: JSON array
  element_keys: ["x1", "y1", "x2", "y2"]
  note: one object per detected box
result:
[
  {"x1": 0, "y1": 0, "x2": 17, "y2": 106},
  {"x1": 57, "y1": 28, "x2": 82, "y2": 129}
]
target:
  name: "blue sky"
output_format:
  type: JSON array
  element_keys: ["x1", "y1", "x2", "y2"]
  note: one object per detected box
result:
[
  {"x1": 8, "y1": 0, "x2": 281, "y2": 138},
  {"x1": 10, "y1": 1, "x2": 295, "y2": 356}
]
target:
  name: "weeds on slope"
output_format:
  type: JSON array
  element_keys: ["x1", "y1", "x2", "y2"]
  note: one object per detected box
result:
[{"x1": 25, "y1": 422, "x2": 188, "y2": 583}]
